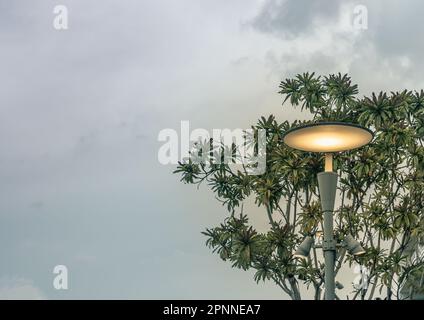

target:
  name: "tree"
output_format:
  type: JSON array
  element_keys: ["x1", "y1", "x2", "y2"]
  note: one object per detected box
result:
[{"x1": 173, "y1": 73, "x2": 424, "y2": 300}]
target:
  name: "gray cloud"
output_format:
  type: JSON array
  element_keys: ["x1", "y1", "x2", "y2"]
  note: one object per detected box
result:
[
  {"x1": 251, "y1": 0, "x2": 344, "y2": 37},
  {"x1": 250, "y1": 0, "x2": 424, "y2": 91},
  {"x1": 0, "y1": 0, "x2": 290, "y2": 299}
]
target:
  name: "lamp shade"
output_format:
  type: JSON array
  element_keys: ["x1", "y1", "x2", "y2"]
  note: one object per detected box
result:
[
  {"x1": 293, "y1": 236, "x2": 314, "y2": 259},
  {"x1": 283, "y1": 122, "x2": 373, "y2": 153},
  {"x1": 345, "y1": 234, "x2": 366, "y2": 256}
]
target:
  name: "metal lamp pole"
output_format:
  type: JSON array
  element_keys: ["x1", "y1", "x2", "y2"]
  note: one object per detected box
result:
[{"x1": 318, "y1": 153, "x2": 337, "y2": 300}]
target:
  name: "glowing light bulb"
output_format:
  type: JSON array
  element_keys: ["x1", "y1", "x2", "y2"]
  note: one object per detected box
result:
[{"x1": 314, "y1": 137, "x2": 342, "y2": 147}]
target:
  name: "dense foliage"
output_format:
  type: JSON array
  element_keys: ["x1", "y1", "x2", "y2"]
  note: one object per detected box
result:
[{"x1": 174, "y1": 73, "x2": 424, "y2": 300}]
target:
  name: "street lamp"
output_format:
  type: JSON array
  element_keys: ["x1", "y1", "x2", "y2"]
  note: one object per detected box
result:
[
  {"x1": 283, "y1": 122, "x2": 373, "y2": 300},
  {"x1": 344, "y1": 234, "x2": 366, "y2": 256},
  {"x1": 293, "y1": 236, "x2": 314, "y2": 259}
]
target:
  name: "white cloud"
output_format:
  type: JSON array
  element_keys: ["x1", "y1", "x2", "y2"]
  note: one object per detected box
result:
[{"x1": 0, "y1": 277, "x2": 46, "y2": 300}]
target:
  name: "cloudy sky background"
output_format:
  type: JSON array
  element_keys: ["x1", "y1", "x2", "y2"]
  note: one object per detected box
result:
[{"x1": 0, "y1": 0, "x2": 423, "y2": 299}]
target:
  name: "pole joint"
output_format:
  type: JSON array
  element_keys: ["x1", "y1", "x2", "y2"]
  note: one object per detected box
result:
[{"x1": 322, "y1": 239, "x2": 337, "y2": 251}]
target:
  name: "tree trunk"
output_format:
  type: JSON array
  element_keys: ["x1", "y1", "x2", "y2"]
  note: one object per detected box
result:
[{"x1": 288, "y1": 276, "x2": 301, "y2": 300}]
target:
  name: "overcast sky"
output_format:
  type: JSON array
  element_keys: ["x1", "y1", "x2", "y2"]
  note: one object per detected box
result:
[{"x1": 0, "y1": 0, "x2": 423, "y2": 299}]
